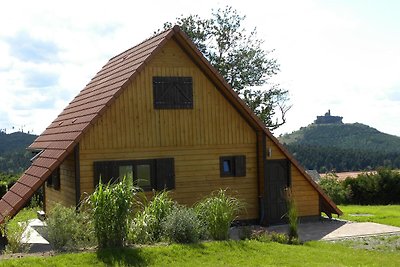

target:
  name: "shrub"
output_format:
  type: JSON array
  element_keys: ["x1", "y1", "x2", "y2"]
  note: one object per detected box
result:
[
  {"x1": 319, "y1": 174, "x2": 349, "y2": 204},
  {"x1": 0, "y1": 217, "x2": 30, "y2": 253},
  {"x1": 129, "y1": 191, "x2": 175, "y2": 244},
  {"x1": 251, "y1": 230, "x2": 291, "y2": 244},
  {"x1": 162, "y1": 205, "x2": 204, "y2": 243},
  {"x1": 343, "y1": 168, "x2": 400, "y2": 204},
  {"x1": 89, "y1": 177, "x2": 137, "y2": 248},
  {"x1": 46, "y1": 204, "x2": 96, "y2": 251},
  {"x1": 195, "y1": 189, "x2": 244, "y2": 240}
]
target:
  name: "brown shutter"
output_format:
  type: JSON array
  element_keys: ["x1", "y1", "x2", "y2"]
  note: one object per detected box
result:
[
  {"x1": 155, "y1": 158, "x2": 175, "y2": 190},
  {"x1": 93, "y1": 161, "x2": 116, "y2": 187},
  {"x1": 234, "y1": 156, "x2": 246, "y2": 177},
  {"x1": 53, "y1": 168, "x2": 60, "y2": 190}
]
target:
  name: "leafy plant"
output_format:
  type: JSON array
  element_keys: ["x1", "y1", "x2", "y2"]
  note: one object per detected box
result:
[
  {"x1": 319, "y1": 174, "x2": 349, "y2": 204},
  {"x1": 195, "y1": 189, "x2": 244, "y2": 240},
  {"x1": 0, "y1": 217, "x2": 31, "y2": 253},
  {"x1": 129, "y1": 190, "x2": 175, "y2": 244},
  {"x1": 284, "y1": 188, "x2": 299, "y2": 243},
  {"x1": 88, "y1": 177, "x2": 137, "y2": 248},
  {"x1": 46, "y1": 204, "x2": 96, "y2": 251},
  {"x1": 162, "y1": 205, "x2": 204, "y2": 243}
]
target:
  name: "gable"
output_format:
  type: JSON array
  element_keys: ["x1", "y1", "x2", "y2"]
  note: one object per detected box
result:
[{"x1": 79, "y1": 38, "x2": 256, "y2": 151}]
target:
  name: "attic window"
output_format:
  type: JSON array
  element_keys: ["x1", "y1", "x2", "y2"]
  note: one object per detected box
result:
[{"x1": 153, "y1": 77, "x2": 193, "y2": 109}]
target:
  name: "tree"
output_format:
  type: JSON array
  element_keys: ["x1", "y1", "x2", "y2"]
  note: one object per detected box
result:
[{"x1": 162, "y1": 6, "x2": 291, "y2": 130}]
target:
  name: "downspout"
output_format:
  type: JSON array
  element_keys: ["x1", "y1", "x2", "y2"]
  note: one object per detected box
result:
[
  {"x1": 259, "y1": 134, "x2": 267, "y2": 225},
  {"x1": 74, "y1": 144, "x2": 81, "y2": 209}
]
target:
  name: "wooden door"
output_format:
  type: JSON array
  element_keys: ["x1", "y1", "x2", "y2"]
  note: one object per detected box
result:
[{"x1": 264, "y1": 159, "x2": 290, "y2": 225}]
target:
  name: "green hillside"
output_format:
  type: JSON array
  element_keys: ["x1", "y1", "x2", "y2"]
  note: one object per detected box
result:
[
  {"x1": 0, "y1": 131, "x2": 37, "y2": 174},
  {"x1": 279, "y1": 123, "x2": 400, "y2": 172},
  {"x1": 280, "y1": 123, "x2": 400, "y2": 153}
]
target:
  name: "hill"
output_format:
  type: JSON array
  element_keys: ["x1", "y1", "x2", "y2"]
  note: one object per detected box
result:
[
  {"x1": 279, "y1": 119, "x2": 400, "y2": 172},
  {"x1": 280, "y1": 123, "x2": 400, "y2": 153},
  {"x1": 0, "y1": 131, "x2": 37, "y2": 174}
]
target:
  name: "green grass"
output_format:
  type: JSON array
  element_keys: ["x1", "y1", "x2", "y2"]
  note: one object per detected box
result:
[
  {"x1": 338, "y1": 205, "x2": 400, "y2": 227},
  {"x1": 1, "y1": 240, "x2": 399, "y2": 266}
]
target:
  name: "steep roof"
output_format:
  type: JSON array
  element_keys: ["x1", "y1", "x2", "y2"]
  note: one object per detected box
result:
[{"x1": 0, "y1": 26, "x2": 341, "y2": 223}]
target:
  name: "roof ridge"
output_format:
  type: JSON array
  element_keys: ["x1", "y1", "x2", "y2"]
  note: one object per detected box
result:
[{"x1": 108, "y1": 27, "x2": 173, "y2": 62}]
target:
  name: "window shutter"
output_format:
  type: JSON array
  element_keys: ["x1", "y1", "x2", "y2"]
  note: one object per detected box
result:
[
  {"x1": 155, "y1": 158, "x2": 175, "y2": 190},
  {"x1": 53, "y1": 168, "x2": 60, "y2": 190},
  {"x1": 93, "y1": 161, "x2": 116, "y2": 187},
  {"x1": 234, "y1": 156, "x2": 246, "y2": 177},
  {"x1": 153, "y1": 77, "x2": 193, "y2": 109}
]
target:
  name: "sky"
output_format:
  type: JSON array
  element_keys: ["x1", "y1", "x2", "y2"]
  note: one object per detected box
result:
[{"x1": 0, "y1": 0, "x2": 399, "y2": 137}]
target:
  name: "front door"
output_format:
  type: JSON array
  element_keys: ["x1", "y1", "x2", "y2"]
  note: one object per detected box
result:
[{"x1": 264, "y1": 159, "x2": 290, "y2": 225}]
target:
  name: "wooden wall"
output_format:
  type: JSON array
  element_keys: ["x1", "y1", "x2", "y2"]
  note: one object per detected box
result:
[
  {"x1": 79, "y1": 38, "x2": 259, "y2": 219},
  {"x1": 45, "y1": 152, "x2": 76, "y2": 212},
  {"x1": 266, "y1": 137, "x2": 319, "y2": 217}
]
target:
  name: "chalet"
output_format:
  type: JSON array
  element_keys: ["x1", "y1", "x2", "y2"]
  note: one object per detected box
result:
[{"x1": 0, "y1": 26, "x2": 341, "y2": 225}]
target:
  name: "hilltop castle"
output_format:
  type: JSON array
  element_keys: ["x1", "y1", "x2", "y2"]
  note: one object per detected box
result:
[{"x1": 314, "y1": 110, "x2": 343, "y2": 124}]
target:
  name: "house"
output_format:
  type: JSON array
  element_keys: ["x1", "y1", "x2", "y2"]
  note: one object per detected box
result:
[{"x1": 0, "y1": 26, "x2": 341, "y2": 225}]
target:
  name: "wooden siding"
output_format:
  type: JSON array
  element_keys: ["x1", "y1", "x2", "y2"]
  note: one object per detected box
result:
[
  {"x1": 45, "y1": 152, "x2": 76, "y2": 212},
  {"x1": 265, "y1": 136, "x2": 319, "y2": 217},
  {"x1": 79, "y1": 39, "x2": 258, "y2": 219}
]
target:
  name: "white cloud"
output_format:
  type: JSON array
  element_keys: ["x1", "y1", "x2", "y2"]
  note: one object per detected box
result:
[{"x1": 0, "y1": 0, "x2": 399, "y2": 137}]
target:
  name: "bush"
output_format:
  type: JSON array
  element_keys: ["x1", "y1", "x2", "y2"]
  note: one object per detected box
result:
[
  {"x1": 46, "y1": 204, "x2": 96, "y2": 251},
  {"x1": 89, "y1": 177, "x2": 137, "y2": 248},
  {"x1": 129, "y1": 191, "x2": 175, "y2": 244},
  {"x1": 0, "y1": 218, "x2": 30, "y2": 253},
  {"x1": 162, "y1": 205, "x2": 204, "y2": 243},
  {"x1": 319, "y1": 174, "x2": 349, "y2": 204},
  {"x1": 195, "y1": 189, "x2": 244, "y2": 240},
  {"x1": 251, "y1": 230, "x2": 292, "y2": 244},
  {"x1": 343, "y1": 168, "x2": 400, "y2": 204}
]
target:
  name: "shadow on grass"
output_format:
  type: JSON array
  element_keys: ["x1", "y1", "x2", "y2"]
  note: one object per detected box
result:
[{"x1": 96, "y1": 247, "x2": 148, "y2": 266}]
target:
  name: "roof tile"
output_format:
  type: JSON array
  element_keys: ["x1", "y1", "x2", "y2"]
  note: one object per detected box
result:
[
  {"x1": 9, "y1": 182, "x2": 33, "y2": 199},
  {"x1": 0, "y1": 200, "x2": 14, "y2": 217}
]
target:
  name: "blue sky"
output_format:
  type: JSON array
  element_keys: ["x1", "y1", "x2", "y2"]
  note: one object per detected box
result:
[{"x1": 0, "y1": 0, "x2": 399, "y2": 137}]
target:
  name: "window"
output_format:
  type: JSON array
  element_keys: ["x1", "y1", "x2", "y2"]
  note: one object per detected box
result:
[
  {"x1": 153, "y1": 76, "x2": 193, "y2": 109},
  {"x1": 47, "y1": 167, "x2": 60, "y2": 190},
  {"x1": 93, "y1": 158, "x2": 175, "y2": 191},
  {"x1": 219, "y1": 156, "x2": 246, "y2": 177}
]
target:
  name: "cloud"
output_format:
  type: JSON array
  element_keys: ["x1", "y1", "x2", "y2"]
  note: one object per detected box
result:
[
  {"x1": 6, "y1": 31, "x2": 59, "y2": 63},
  {"x1": 24, "y1": 70, "x2": 59, "y2": 88},
  {"x1": 388, "y1": 88, "x2": 400, "y2": 102}
]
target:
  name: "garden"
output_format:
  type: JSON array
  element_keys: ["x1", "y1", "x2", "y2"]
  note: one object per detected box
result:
[{"x1": 0, "y1": 170, "x2": 399, "y2": 266}]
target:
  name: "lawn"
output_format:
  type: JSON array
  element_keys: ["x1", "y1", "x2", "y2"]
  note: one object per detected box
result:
[
  {"x1": 1, "y1": 240, "x2": 399, "y2": 267},
  {"x1": 338, "y1": 205, "x2": 400, "y2": 227}
]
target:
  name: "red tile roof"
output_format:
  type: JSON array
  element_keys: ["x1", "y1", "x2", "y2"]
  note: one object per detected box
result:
[
  {"x1": 0, "y1": 26, "x2": 341, "y2": 223},
  {"x1": 0, "y1": 28, "x2": 175, "y2": 223}
]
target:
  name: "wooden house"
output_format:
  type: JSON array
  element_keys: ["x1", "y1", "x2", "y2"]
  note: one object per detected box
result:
[{"x1": 0, "y1": 26, "x2": 341, "y2": 225}]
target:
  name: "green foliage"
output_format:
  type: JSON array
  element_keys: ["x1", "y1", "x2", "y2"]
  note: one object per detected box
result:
[
  {"x1": 195, "y1": 189, "x2": 244, "y2": 240},
  {"x1": 281, "y1": 123, "x2": 400, "y2": 172},
  {"x1": 285, "y1": 189, "x2": 299, "y2": 243},
  {"x1": 0, "y1": 132, "x2": 37, "y2": 174},
  {"x1": 319, "y1": 174, "x2": 350, "y2": 204},
  {"x1": 0, "y1": 172, "x2": 19, "y2": 198},
  {"x1": 161, "y1": 205, "x2": 204, "y2": 243},
  {"x1": 88, "y1": 177, "x2": 137, "y2": 248},
  {"x1": 129, "y1": 191, "x2": 175, "y2": 244},
  {"x1": 0, "y1": 208, "x2": 37, "y2": 254},
  {"x1": 251, "y1": 230, "x2": 294, "y2": 244},
  {"x1": 162, "y1": 6, "x2": 290, "y2": 130},
  {"x1": 46, "y1": 204, "x2": 96, "y2": 251},
  {"x1": 343, "y1": 168, "x2": 400, "y2": 205}
]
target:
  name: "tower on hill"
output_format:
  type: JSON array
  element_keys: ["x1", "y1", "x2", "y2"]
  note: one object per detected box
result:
[{"x1": 314, "y1": 110, "x2": 343, "y2": 124}]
